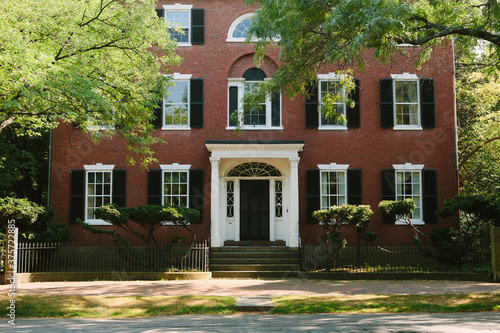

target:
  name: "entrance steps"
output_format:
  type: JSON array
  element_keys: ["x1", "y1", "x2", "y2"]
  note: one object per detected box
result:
[{"x1": 210, "y1": 246, "x2": 301, "y2": 278}]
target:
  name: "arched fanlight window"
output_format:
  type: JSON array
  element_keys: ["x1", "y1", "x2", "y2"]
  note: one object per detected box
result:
[
  {"x1": 227, "y1": 162, "x2": 282, "y2": 177},
  {"x1": 227, "y1": 13, "x2": 254, "y2": 42}
]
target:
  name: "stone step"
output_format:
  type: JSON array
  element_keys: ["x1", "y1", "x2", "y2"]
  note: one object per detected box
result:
[
  {"x1": 211, "y1": 271, "x2": 302, "y2": 278},
  {"x1": 210, "y1": 264, "x2": 299, "y2": 272},
  {"x1": 211, "y1": 251, "x2": 298, "y2": 259},
  {"x1": 212, "y1": 246, "x2": 298, "y2": 253},
  {"x1": 210, "y1": 258, "x2": 299, "y2": 265}
]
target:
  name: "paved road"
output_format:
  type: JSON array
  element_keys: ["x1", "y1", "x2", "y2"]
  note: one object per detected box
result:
[
  {"x1": 3, "y1": 313, "x2": 500, "y2": 332},
  {"x1": 3, "y1": 279, "x2": 499, "y2": 296}
]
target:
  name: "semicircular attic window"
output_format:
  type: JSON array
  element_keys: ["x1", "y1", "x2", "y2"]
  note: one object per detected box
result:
[
  {"x1": 227, "y1": 13, "x2": 254, "y2": 42},
  {"x1": 227, "y1": 162, "x2": 282, "y2": 177}
]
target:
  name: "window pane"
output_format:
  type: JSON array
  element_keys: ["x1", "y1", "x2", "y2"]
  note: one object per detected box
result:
[
  {"x1": 172, "y1": 172, "x2": 179, "y2": 183},
  {"x1": 164, "y1": 172, "x2": 172, "y2": 183},
  {"x1": 180, "y1": 172, "x2": 187, "y2": 183},
  {"x1": 172, "y1": 184, "x2": 179, "y2": 195},
  {"x1": 96, "y1": 172, "x2": 103, "y2": 183},
  {"x1": 166, "y1": 81, "x2": 188, "y2": 104},
  {"x1": 233, "y1": 17, "x2": 252, "y2": 38},
  {"x1": 180, "y1": 184, "x2": 187, "y2": 195}
]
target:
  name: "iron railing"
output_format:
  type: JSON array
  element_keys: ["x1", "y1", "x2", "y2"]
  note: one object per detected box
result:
[
  {"x1": 15, "y1": 241, "x2": 209, "y2": 273},
  {"x1": 300, "y1": 242, "x2": 491, "y2": 273}
]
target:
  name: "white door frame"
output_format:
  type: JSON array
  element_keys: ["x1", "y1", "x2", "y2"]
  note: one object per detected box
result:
[{"x1": 205, "y1": 142, "x2": 304, "y2": 247}]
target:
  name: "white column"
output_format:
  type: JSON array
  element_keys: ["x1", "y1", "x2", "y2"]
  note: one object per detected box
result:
[
  {"x1": 210, "y1": 157, "x2": 221, "y2": 247},
  {"x1": 289, "y1": 157, "x2": 300, "y2": 247},
  {"x1": 234, "y1": 179, "x2": 240, "y2": 242},
  {"x1": 269, "y1": 179, "x2": 276, "y2": 241}
]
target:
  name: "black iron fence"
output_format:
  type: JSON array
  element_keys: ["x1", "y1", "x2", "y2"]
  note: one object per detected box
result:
[
  {"x1": 14, "y1": 242, "x2": 209, "y2": 273},
  {"x1": 300, "y1": 242, "x2": 492, "y2": 273}
]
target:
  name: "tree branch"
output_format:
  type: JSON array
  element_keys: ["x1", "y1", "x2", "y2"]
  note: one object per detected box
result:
[
  {"x1": 399, "y1": 17, "x2": 500, "y2": 46},
  {"x1": 459, "y1": 136, "x2": 500, "y2": 170}
]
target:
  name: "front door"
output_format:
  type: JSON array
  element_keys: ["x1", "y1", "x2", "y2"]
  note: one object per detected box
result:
[{"x1": 240, "y1": 180, "x2": 269, "y2": 240}]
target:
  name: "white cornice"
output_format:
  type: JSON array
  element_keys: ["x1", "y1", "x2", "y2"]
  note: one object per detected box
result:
[{"x1": 206, "y1": 143, "x2": 304, "y2": 152}]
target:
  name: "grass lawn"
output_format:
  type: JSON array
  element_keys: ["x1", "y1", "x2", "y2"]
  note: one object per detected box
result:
[
  {"x1": 1, "y1": 295, "x2": 236, "y2": 318},
  {"x1": 1, "y1": 293, "x2": 498, "y2": 318},
  {"x1": 271, "y1": 293, "x2": 500, "y2": 314}
]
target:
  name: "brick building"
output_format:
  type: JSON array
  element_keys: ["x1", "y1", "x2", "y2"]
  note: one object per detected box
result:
[{"x1": 50, "y1": 0, "x2": 459, "y2": 247}]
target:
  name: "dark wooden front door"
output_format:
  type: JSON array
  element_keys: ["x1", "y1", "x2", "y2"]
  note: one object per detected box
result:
[{"x1": 240, "y1": 180, "x2": 269, "y2": 240}]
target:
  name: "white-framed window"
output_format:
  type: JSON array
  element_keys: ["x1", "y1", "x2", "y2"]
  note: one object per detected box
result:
[
  {"x1": 227, "y1": 13, "x2": 254, "y2": 42},
  {"x1": 227, "y1": 68, "x2": 282, "y2": 130},
  {"x1": 275, "y1": 180, "x2": 283, "y2": 218},
  {"x1": 318, "y1": 164, "x2": 349, "y2": 210},
  {"x1": 318, "y1": 74, "x2": 347, "y2": 129},
  {"x1": 84, "y1": 164, "x2": 114, "y2": 225},
  {"x1": 163, "y1": 73, "x2": 192, "y2": 129},
  {"x1": 226, "y1": 180, "x2": 235, "y2": 218},
  {"x1": 393, "y1": 163, "x2": 424, "y2": 225},
  {"x1": 160, "y1": 164, "x2": 191, "y2": 207},
  {"x1": 164, "y1": 4, "x2": 193, "y2": 46},
  {"x1": 392, "y1": 74, "x2": 421, "y2": 129}
]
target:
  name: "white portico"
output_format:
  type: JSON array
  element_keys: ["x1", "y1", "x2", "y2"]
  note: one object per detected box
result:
[{"x1": 205, "y1": 141, "x2": 304, "y2": 247}]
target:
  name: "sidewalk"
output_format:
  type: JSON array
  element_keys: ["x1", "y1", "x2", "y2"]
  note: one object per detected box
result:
[{"x1": 2, "y1": 278, "x2": 499, "y2": 297}]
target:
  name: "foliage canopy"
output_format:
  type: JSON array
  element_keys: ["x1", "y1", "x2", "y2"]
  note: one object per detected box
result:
[
  {"x1": 248, "y1": 0, "x2": 500, "y2": 97},
  {"x1": 0, "y1": 0, "x2": 180, "y2": 166}
]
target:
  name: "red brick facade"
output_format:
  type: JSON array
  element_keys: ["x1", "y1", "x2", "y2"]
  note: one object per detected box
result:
[{"x1": 49, "y1": 0, "x2": 458, "y2": 246}]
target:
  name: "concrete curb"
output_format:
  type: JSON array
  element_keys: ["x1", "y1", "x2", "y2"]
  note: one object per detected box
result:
[
  {"x1": 2, "y1": 272, "x2": 212, "y2": 283},
  {"x1": 235, "y1": 296, "x2": 274, "y2": 312}
]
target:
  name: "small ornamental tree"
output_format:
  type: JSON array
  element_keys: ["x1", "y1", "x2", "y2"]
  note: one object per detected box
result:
[
  {"x1": 437, "y1": 193, "x2": 500, "y2": 245},
  {"x1": 378, "y1": 198, "x2": 430, "y2": 244},
  {"x1": 79, "y1": 204, "x2": 201, "y2": 270},
  {"x1": 313, "y1": 204, "x2": 375, "y2": 269},
  {"x1": 0, "y1": 197, "x2": 46, "y2": 236}
]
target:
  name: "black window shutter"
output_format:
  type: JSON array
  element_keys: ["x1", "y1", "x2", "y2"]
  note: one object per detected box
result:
[
  {"x1": 112, "y1": 170, "x2": 126, "y2": 208},
  {"x1": 191, "y1": 9, "x2": 204, "y2": 44},
  {"x1": 228, "y1": 86, "x2": 238, "y2": 127},
  {"x1": 155, "y1": 9, "x2": 164, "y2": 18},
  {"x1": 271, "y1": 92, "x2": 281, "y2": 127},
  {"x1": 420, "y1": 79, "x2": 435, "y2": 128},
  {"x1": 152, "y1": 99, "x2": 163, "y2": 128},
  {"x1": 70, "y1": 170, "x2": 85, "y2": 223},
  {"x1": 147, "y1": 169, "x2": 162, "y2": 205},
  {"x1": 305, "y1": 81, "x2": 319, "y2": 128},
  {"x1": 347, "y1": 79, "x2": 360, "y2": 128},
  {"x1": 347, "y1": 169, "x2": 362, "y2": 205},
  {"x1": 381, "y1": 169, "x2": 396, "y2": 223},
  {"x1": 306, "y1": 169, "x2": 321, "y2": 222},
  {"x1": 422, "y1": 169, "x2": 438, "y2": 223},
  {"x1": 190, "y1": 79, "x2": 203, "y2": 128},
  {"x1": 189, "y1": 169, "x2": 204, "y2": 223},
  {"x1": 380, "y1": 79, "x2": 394, "y2": 128}
]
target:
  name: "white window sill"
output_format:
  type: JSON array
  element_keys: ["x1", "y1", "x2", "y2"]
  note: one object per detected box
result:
[
  {"x1": 160, "y1": 221, "x2": 191, "y2": 226},
  {"x1": 226, "y1": 39, "x2": 253, "y2": 43},
  {"x1": 395, "y1": 219, "x2": 425, "y2": 226},
  {"x1": 162, "y1": 126, "x2": 191, "y2": 130},
  {"x1": 226, "y1": 126, "x2": 283, "y2": 131},
  {"x1": 175, "y1": 43, "x2": 192, "y2": 47},
  {"x1": 88, "y1": 126, "x2": 115, "y2": 131},
  {"x1": 393, "y1": 126, "x2": 423, "y2": 131},
  {"x1": 318, "y1": 126, "x2": 348, "y2": 131},
  {"x1": 85, "y1": 220, "x2": 112, "y2": 226}
]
